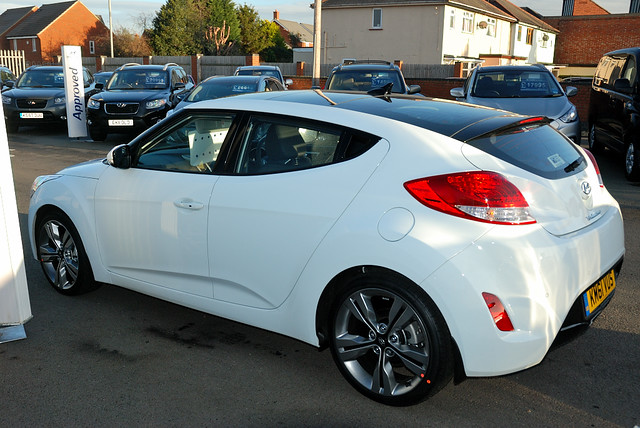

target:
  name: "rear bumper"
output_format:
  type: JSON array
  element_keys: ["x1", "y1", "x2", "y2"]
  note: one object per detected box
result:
[{"x1": 421, "y1": 203, "x2": 624, "y2": 377}]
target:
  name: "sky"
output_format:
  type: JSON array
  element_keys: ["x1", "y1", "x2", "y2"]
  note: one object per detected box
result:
[{"x1": 0, "y1": 0, "x2": 633, "y2": 33}]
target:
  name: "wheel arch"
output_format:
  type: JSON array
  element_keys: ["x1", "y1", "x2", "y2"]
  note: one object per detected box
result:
[{"x1": 314, "y1": 264, "x2": 466, "y2": 383}]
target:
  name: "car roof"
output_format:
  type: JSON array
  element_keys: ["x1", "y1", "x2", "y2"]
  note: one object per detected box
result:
[
  {"x1": 187, "y1": 90, "x2": 525, "y2": 142},
  {"x1": 199, "y1": 75, "x2": 275, "y2": 86},
  {"x1": 476, "y1": 65, "x2": 550, "y2": 73},
  {"x1": 236, "y1": 65, "x2": 280, "y2": 71},
  {"x1": 603, "y1": 47, "x2": 640, "y2": 57}
]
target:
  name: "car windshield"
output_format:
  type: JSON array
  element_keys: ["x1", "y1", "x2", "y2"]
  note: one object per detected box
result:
[
  {"x1": 187, "y1": 80, "x2": 259, "y2": 102},
  {"x1": 16, "y1": 69, "x2": 64, "y2": 88},
  {"x1": 472, "y1": 70, "x2": 563, "y2": 98},
  {"x1": 95, "y1": 73, "x2": 112, "y2": 86},
  {"x1": 107, "y1": 69, "x2": 168, "y2": 90},
  {"x1": 237, "y1": 69, "x2": 281, "y2": 80},
  {"x1": 327, "y1": 70, "x2": 404, "y2": 93}
]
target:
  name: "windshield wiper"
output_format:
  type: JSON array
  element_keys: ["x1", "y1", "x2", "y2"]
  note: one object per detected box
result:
[{"x1": 564, "y1": 157, "x2": 583, "y2": 172}]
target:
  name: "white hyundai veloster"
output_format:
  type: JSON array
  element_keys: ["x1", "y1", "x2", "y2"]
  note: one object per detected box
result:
[{"x1": 29, "y1": 90, "x2": 624, "y2": 405}]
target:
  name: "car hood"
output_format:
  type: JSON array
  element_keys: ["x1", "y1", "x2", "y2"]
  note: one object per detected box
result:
[
  {"x1": 92, "y1": 90, "x2": 168, "y2": 103},
  {"x1": 466, "y1": 96, "x2": 571, "y2": 119},
  {"x1": 58, "y1": 158, "x2": 109, "y2": 179},
  {"x1": 5, "y1": 87, "x2": 65, "y2": 98}
]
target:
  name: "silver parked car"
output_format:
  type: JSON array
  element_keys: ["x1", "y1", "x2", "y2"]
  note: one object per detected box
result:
[{"x1": 451, "y1": 65, "x2": 580, "y2": 143}]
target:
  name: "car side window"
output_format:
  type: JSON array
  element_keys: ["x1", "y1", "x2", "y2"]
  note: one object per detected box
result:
[
  {"x1": 236, "y1": 116, "x2": 344, "y2": 174},
  {"x1": 136, "y1": 113, "x2": 235, "y2": 173},
  {"x1": 622, "y1": 56, "x2": 637, "y2": 86}
]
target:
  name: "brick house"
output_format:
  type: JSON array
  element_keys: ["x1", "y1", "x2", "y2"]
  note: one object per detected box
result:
[
  {"x1": 0, "y1": 6, "x2": 37, "y2": 50},
  {"x1": 272, "y1": 10, "x2": 313, "y2": 48},
  {"x1": 1, "y1": 0, "x2": 110, "y2": 65},
  {"x1": 543, "y1": 0, "x2": 640, "y2": 69}
]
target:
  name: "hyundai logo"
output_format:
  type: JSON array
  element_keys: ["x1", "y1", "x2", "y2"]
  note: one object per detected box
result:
[
  {"x1": 117, "y1": 103, "x2": 127, "y2": 108},
  {"x1": 28, "y1": 100, "x2": 36, "y2": 105},
  {"x1": 581, "y1": 181, "x2": 592, "y2": 197}
]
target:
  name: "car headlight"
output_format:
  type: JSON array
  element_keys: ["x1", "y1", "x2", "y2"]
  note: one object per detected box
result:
[
  {"x1": 146, "y1": 99, "x2": 167, "y2": 109},
  {"x1": 2, "y1": 94, "x2": 11, "y2": 104},
  {"x1": 559, "y1": 105, "x2": 578, "y2": 123},
  {"x1": 30, "y1": 175, "x2": 61, "y2": 198},
  {"x1": 87, "y1": 98, "x2": 101, "y2": 109},
  {"x1": 54, "y1": 96, "x2": 65, "y2": 105}
]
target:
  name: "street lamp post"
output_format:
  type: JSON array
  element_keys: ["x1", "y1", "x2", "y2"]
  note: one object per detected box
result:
[
  {"x1": 108, "y1": 0, "x2": 114, "y2": 57},
  {"x1": 312, "y1": 0, "x2": 321, "y2": 88}
]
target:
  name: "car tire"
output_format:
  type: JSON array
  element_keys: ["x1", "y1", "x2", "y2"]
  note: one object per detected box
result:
[
  {"x1": 89, "y1": 127, "x2": 107, "y2": 142},
  {"x1": 329, "y1": 270, "x2": 454, "y2": 406},
  {"x1": 625, "y1": 139, "x2": 640, "y2": 182},
  {"x1": 588, "y1": 123, "x2": 604, "y2": 154},
  {"x1": 36, "y1": 210, "x2": 98, "y2": 295}
]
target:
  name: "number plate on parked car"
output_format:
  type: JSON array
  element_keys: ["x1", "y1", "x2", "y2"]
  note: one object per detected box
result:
[
  {"x1": 108, "y1": 119, "x2": 133, "y2": 126},
  {"x1": 20, "y1": 112, "x2": 43, "y2": 119},
  {"x1": 583, "y1": 269, "x2": 616, "y2": 318}
]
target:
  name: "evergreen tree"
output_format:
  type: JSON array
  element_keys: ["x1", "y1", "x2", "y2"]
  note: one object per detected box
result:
[
  {"x1": 149, "y1": 0, "x2": 198, "y2": 55},
  {"x1": 237, "y1": 4, "x2": 273, "y2": 54}
]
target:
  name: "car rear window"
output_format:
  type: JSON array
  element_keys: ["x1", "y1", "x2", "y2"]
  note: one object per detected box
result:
[{"x1": 466, "y1": 122, "x2": 586, "y2": 179}]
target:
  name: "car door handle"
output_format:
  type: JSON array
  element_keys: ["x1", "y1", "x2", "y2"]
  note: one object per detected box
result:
[{"x1": 174, "y1": 200, "x2": 204, "y2": 210}]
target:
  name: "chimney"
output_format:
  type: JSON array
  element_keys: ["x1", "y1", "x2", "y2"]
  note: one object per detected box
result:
[
  {"x1": 631, "y1": 0, "x2": 640, "y2": 13},
  {"x1": 562, "y1": 0, "x2": 575, "y2": 15},
  {"x1": 273, "y1": 10, "x2": 279, "y2": 21}
]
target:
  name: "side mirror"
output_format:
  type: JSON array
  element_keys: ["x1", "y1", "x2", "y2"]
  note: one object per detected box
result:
[
  {"x1": 450, "y1": 87, "x2": 465, "y2": 98},
  {"x1": 614, "y1": 78, "x2": 633, "y2": 94},
  {"x1": 565, "y1": 86, "x2": 578, "y2": 97},
  {"x1": 407, "y1": 85, "x2": 421, "y2": 95},
  {"x1": 285, "y1": 78, "x2": 293, "y2": 88},
  {"x1": 174, "y1": 82, "x2": 186, "y2": 91},
  {"x1": 95, "y1": 82, "x2": 104, "y2": 90},
  {"x1": 107, "y1": 144, "x2": 131, "y2": 169}
]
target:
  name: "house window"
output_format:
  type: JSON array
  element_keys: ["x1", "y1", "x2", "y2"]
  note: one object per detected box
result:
[
  {"x1": 89, "y1": 40, "x2": 95, "y2": 54},
  {"x1": 372, "y1": 8, "x2": 382, "y2": 29},
  {"x1": 517, "y1": 25, "x2": 522, "y2": 42},
  {"x1": 449, "y1": 10, "x2": 455, "y2": 29},
  {"x1": 526, "y1": 28, "x2": 534, "y2": 45},
  {"x1": 487, "y1": 18, "x2": 496, "y2": 37},
  {"x1": 462, "y1": 11, "x2": 474, "y2": 33},
  {"x1": 32, "y1": 38, "x2": 36, "y2": 52}
]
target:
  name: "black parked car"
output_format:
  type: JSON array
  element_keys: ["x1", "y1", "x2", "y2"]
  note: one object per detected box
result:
[
  {"x1": 588, "y1": 47, "x2": 640, "y2": 181},
  {"x1": 2, "y1": 65, "x2": 95, "y2": 133},
  {"x1": 170, "y1": 75, "x2": 285, "y2": 114},
  {"x1": 86, "y1": 62, "x2": 194, "y2": 141},
  {"x1": 324, "y1": 60, "x2": 421, "y2": 95},
  {"x1": 1, "y1": 65, "x2": 16, "y2": 91}
]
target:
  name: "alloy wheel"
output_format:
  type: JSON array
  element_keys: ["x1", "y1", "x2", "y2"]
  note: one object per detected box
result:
[
  {"x1": 38, "y1": 219, "x2": 79, "y2": 290},
  {"x1": 333, "y1": 288, "x2": 430, "y2": 397}
]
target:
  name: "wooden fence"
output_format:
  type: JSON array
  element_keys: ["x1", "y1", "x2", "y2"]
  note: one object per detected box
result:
[{"x1": 0, "y1": 50, "x2": 26, "y2": 75}]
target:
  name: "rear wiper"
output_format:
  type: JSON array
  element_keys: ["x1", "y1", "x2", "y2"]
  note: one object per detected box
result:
[{"x1": 564, "y1": 157, "x2": 583, "y2": 172}]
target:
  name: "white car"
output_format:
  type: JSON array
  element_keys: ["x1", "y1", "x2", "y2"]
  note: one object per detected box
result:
[{"x1": 28, "y1": 90, "x2": 624, "y2": 405}]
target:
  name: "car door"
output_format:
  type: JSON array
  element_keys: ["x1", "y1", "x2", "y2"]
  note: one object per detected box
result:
[
  {"x1": 208, "y1": 114, "x2": 389, "y2": 309},
  {"x1": 94, "y1": 112, "x2": 237, "y2": 298}
]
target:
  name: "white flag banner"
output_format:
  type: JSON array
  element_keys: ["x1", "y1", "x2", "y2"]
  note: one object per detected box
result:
[{"x1": 61, "y1": 45, "x2": 87, "y2": 138}]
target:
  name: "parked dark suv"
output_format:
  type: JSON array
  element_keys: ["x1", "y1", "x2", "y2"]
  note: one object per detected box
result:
[
  {"x1": 324, "y1": 60, "x2": 421, "y2": 95},
  {"x1": 2, "y1": 65, "x2": 95, "y2": 132},
  {"x1": 86, "y1": 62, "x2": 194, "y2": 141},
  {"x1": 588, "y1": 47, "x2": 640, "y2": 181}
]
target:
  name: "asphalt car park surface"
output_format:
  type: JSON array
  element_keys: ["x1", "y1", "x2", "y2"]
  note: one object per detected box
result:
[{"x1": 2, "y1": 125, "x2": 640, "y2": 426}]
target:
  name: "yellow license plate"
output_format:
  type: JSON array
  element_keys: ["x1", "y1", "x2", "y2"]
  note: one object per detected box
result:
[{"x1": 583, "y1": 270, "x2": 616, "y2": 318}]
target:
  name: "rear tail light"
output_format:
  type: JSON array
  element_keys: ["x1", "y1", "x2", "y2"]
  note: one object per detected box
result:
[
  {"x1": 482, "y1": 292, "x2": 515, "y2": 332},
  {"x1": 583, "y1": 149, "x2": 604, "y2": 188},
  {"x1": 404, "y1": 171, "x2": 535, "y2": 225}
]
